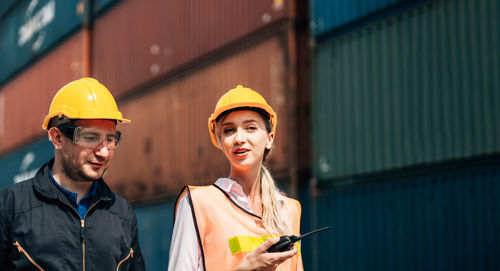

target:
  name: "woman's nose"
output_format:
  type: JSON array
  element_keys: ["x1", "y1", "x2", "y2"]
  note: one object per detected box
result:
[{"x1": 233, "y1": 128, "x2": 246, "y2": 144}]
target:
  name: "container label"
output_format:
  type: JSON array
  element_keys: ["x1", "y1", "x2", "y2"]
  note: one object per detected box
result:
[{"x1": 18, "y1": 0, "x2": 55, "y2": 50}]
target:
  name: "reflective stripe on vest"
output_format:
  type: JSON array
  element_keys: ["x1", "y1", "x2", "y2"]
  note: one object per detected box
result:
[{"x1": 228, "y1": 235, "x2": 301, "y2": 255}]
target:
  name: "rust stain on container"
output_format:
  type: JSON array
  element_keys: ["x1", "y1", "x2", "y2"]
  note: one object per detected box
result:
[
  {"x1": 106, "y1": 36, "x2": 290, "y2": 202},
  {"x1": 92, "y1": 0, "x2": 289, "y2": 98},
  {"x1": 0, "y1": 33, "x2": 83, "y2": 155}
]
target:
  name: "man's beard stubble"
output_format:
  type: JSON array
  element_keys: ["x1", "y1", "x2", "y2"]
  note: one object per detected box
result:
[{"x1": 61, "y1": 157, "x2": 105, "y2": 182}]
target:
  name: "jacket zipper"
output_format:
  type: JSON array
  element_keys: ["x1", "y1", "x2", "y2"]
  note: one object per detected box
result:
[
  {"x1": 81, "y1": 220, "x2": 86, "y2": 271},
  {"x1": 59, "y1": 199, "x2": 101, "y2": 271},
  {"x1": 116, "y1": 248, "x2": 134, "y2": 271},
  {"x1": 13, "y1": 241, "x2": 45, "y2": 271}
]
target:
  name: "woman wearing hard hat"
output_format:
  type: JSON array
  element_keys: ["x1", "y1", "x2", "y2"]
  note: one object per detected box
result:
[{"x1": 168, "y1": 86, "x2": 303, "y2": 271}]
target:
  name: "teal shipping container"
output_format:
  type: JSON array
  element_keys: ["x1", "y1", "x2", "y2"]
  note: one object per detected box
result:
[
  {"x1": 0, "y1": 0, "x2": 17, "y2": 18},
  {"x1": 94, "y1": 0, "x2": 122, "y2": 15},
  {"x1": 134, "y1": 201, "x2": 175, "y2": 271},
  {"x1": 0, "y1": 0, "x2": 82, "y2": 85},
  {"x1": 302, "y1": 162, "x2": 500, "y2": 271},
  {"x1": 0, "y1": 137, "x2": 53, "y2": 188},
  {"x1": 310, "y1": 0, "x2": 428, "y2": 37},
  {"x1": 312, "y1": 0, "x2": 500, "y2": 179},
  {"x1": 0, "y1": 0, "x2": 121, "y2": 87}
]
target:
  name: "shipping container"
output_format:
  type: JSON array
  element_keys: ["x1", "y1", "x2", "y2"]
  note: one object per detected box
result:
[
  {"x1": 0, "y1": 0, "x2": 123, "y2": 87},
  {"x1": 94, "y1": 0, "x2": 121, "y2": 15},
  {"x1": 0, "y1": 31, "x2": 83, "y2": 155},
  {"x1": 302, "y1": 162, "x2": 500, "y2": 271},
  {"x1": 92, "y1": 0, "x2": 290, "y2": 98},
  {"x1": 0, "y1": 137, "x2": 53, "y2": 188},
  {"x1": 312, "y1": 0, "x2": 500, "y2": 179},
  {"x1": 134, "y1": 200, "x2": 175, "y2": 271},
  {"x1": 0, "y1": 0, "x2": 83, "y2": 85},
  {"x1": 105, "y1": 35, "x2": 292, "y2": 202},
  {"x1": 0, "y1": 0, "x2": 17, "y2": 18},
  {"x1": 310, "y1": 0, "x2": 429, "y2": 38}
]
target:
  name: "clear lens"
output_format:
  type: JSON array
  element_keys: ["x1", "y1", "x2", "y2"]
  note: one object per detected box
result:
[{"x1": 58, "y1": 125, "x2": 121, "y2": 149}]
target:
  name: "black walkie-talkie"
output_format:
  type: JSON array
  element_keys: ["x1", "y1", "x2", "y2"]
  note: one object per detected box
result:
[{"x1": 267, "y1": 226, "x2": 330, "y2": 252}]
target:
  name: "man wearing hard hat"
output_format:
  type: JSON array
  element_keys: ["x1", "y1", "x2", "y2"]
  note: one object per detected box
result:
[{"x1": 0, "y1": 78, "x2": 145, "y2": 270}]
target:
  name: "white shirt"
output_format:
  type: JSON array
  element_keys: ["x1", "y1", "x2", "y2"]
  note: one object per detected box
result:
[{"x1": 167, "y1": 178, "x2": 283, "y2": 271}]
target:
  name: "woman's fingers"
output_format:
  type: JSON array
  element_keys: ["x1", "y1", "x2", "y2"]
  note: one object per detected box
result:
[
  {"x1": 255, "y1": 237, "x2": 280, "y2": 253},
  {"x1": 232, "y1": 240, "x2": 298, "y2": 271},
  {"x1": 271, "y1": 245, "x2": 298, "y2": 262}
]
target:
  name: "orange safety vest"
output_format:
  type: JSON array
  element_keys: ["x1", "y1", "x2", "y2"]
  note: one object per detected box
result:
[{"x1": 175, "y1": 184, "x2": 304, "y2": 271}]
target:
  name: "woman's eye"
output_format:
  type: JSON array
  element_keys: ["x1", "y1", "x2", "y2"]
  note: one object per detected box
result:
[
  {"x1": 223, "y1": 128, "x2": 235, "y2": 134},
  {"x1": 246, "y1": 126, "x2": 256, "y2": 131}
]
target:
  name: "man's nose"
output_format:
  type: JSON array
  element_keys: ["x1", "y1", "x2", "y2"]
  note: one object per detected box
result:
[{"x1": 94, "y1": 140, "x2": 110, "y2": 157}]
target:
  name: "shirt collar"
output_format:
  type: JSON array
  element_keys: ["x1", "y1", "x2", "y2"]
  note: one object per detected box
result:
[
  {"x1": 214, "y1": 177, "x2": 285, "y2": 202},
  {"x1": 49, "y1": 170, "x2": 98, "y2": 204}
]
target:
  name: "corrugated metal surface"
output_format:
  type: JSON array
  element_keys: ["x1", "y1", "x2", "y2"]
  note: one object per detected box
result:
[
  {"x1": 310, "y1": 0, "x2": 428, "y2": 37},
  {"x1": 106, "y1": 35, "x2": 290, "y2": 201},
  {"x1": 0, "y1": 0, "x2": 83, "y2": 85},
  {"x1": 92, "y1": 0, "x2": 289, "y2": 98},
  {"x1": 134, "y1": 201, "x2": 175, "y2": 271},
  {"x1": 304, "y1": 164, "x2": 500, "y2": 271},
  {"x1": 0, "y1": 32, "x2": 82, "y2": 155},
  {"x1": 0, "y1": 137, "x2": 53, "y2": 188},
  {"x1": 312, "y1": 0, "x2": 500, "y2": 179}
]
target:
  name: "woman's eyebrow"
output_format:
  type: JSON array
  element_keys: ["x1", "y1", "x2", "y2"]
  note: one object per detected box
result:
[
  {"x1": 243, "y1": 119, "x2": 258, "y2": 124},
  {"x1": 222, "y1": 119, "x2": 258, "y2": 126}
]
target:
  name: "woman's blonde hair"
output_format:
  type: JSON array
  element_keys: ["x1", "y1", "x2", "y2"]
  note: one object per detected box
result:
[
  {"x1": 260, "y1": 164, "x2": 293, "y2": 235},
  {"x1": 216, "y1": 108, "x2": 292, "y2": 235}
]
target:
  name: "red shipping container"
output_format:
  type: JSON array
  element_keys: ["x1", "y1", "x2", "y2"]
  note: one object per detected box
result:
[
  {"x1": 92, "y1": 0, "x2": 290, "y2": 98},
  {"x1": 106, "y1": 35, "x2": 292, "y2": 202}
]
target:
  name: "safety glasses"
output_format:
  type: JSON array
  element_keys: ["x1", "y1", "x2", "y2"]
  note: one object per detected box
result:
[{"x1": 57, "y1": 124, "x2": 122, "y2": 150}]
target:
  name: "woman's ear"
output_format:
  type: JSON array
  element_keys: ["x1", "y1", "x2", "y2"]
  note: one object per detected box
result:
[
  {"x1": 265, "y1": 132, "x2": 275, "y2": 150},
  {"x1": 48, "y1": 127, "x2": 64, "y2": 150}
]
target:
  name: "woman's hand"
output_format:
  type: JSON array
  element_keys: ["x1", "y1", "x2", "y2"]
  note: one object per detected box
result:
[{"x1": 232, "y1": 237, "x2": 298, "y2": 271}]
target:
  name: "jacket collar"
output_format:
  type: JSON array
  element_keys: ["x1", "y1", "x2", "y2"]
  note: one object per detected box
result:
[{"x1": 33, "y1": 159, "x2": 114, "y2": 202}]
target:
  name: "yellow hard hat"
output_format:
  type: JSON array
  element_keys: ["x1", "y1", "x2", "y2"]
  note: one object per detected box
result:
[
  {"x1": 208, "y1": 85, "x2": 277, "y2": 149},
  {"x1": 42, "y1": 77, "x2": 130, "y2": 130}
]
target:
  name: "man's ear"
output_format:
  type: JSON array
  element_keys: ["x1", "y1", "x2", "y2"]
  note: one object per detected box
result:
[{"x1": 48, "y1": 127, "x2": 64, "y2": 150}]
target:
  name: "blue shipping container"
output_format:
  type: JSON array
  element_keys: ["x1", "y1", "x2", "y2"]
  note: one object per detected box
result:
[
  {"x1": 302, "y1": 163, "x2": 500, "y2": 271},
  {"x1": 134, "y1": 201, "x2": 175, "y2": 271}
]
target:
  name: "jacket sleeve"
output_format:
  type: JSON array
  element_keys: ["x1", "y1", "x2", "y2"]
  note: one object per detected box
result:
[
  {"x1": 130, "y1": 213, "x2": 146, "y2": 271},
  {"x1": 0, "y1": 207, "x2": 10, "y2": 268}
]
